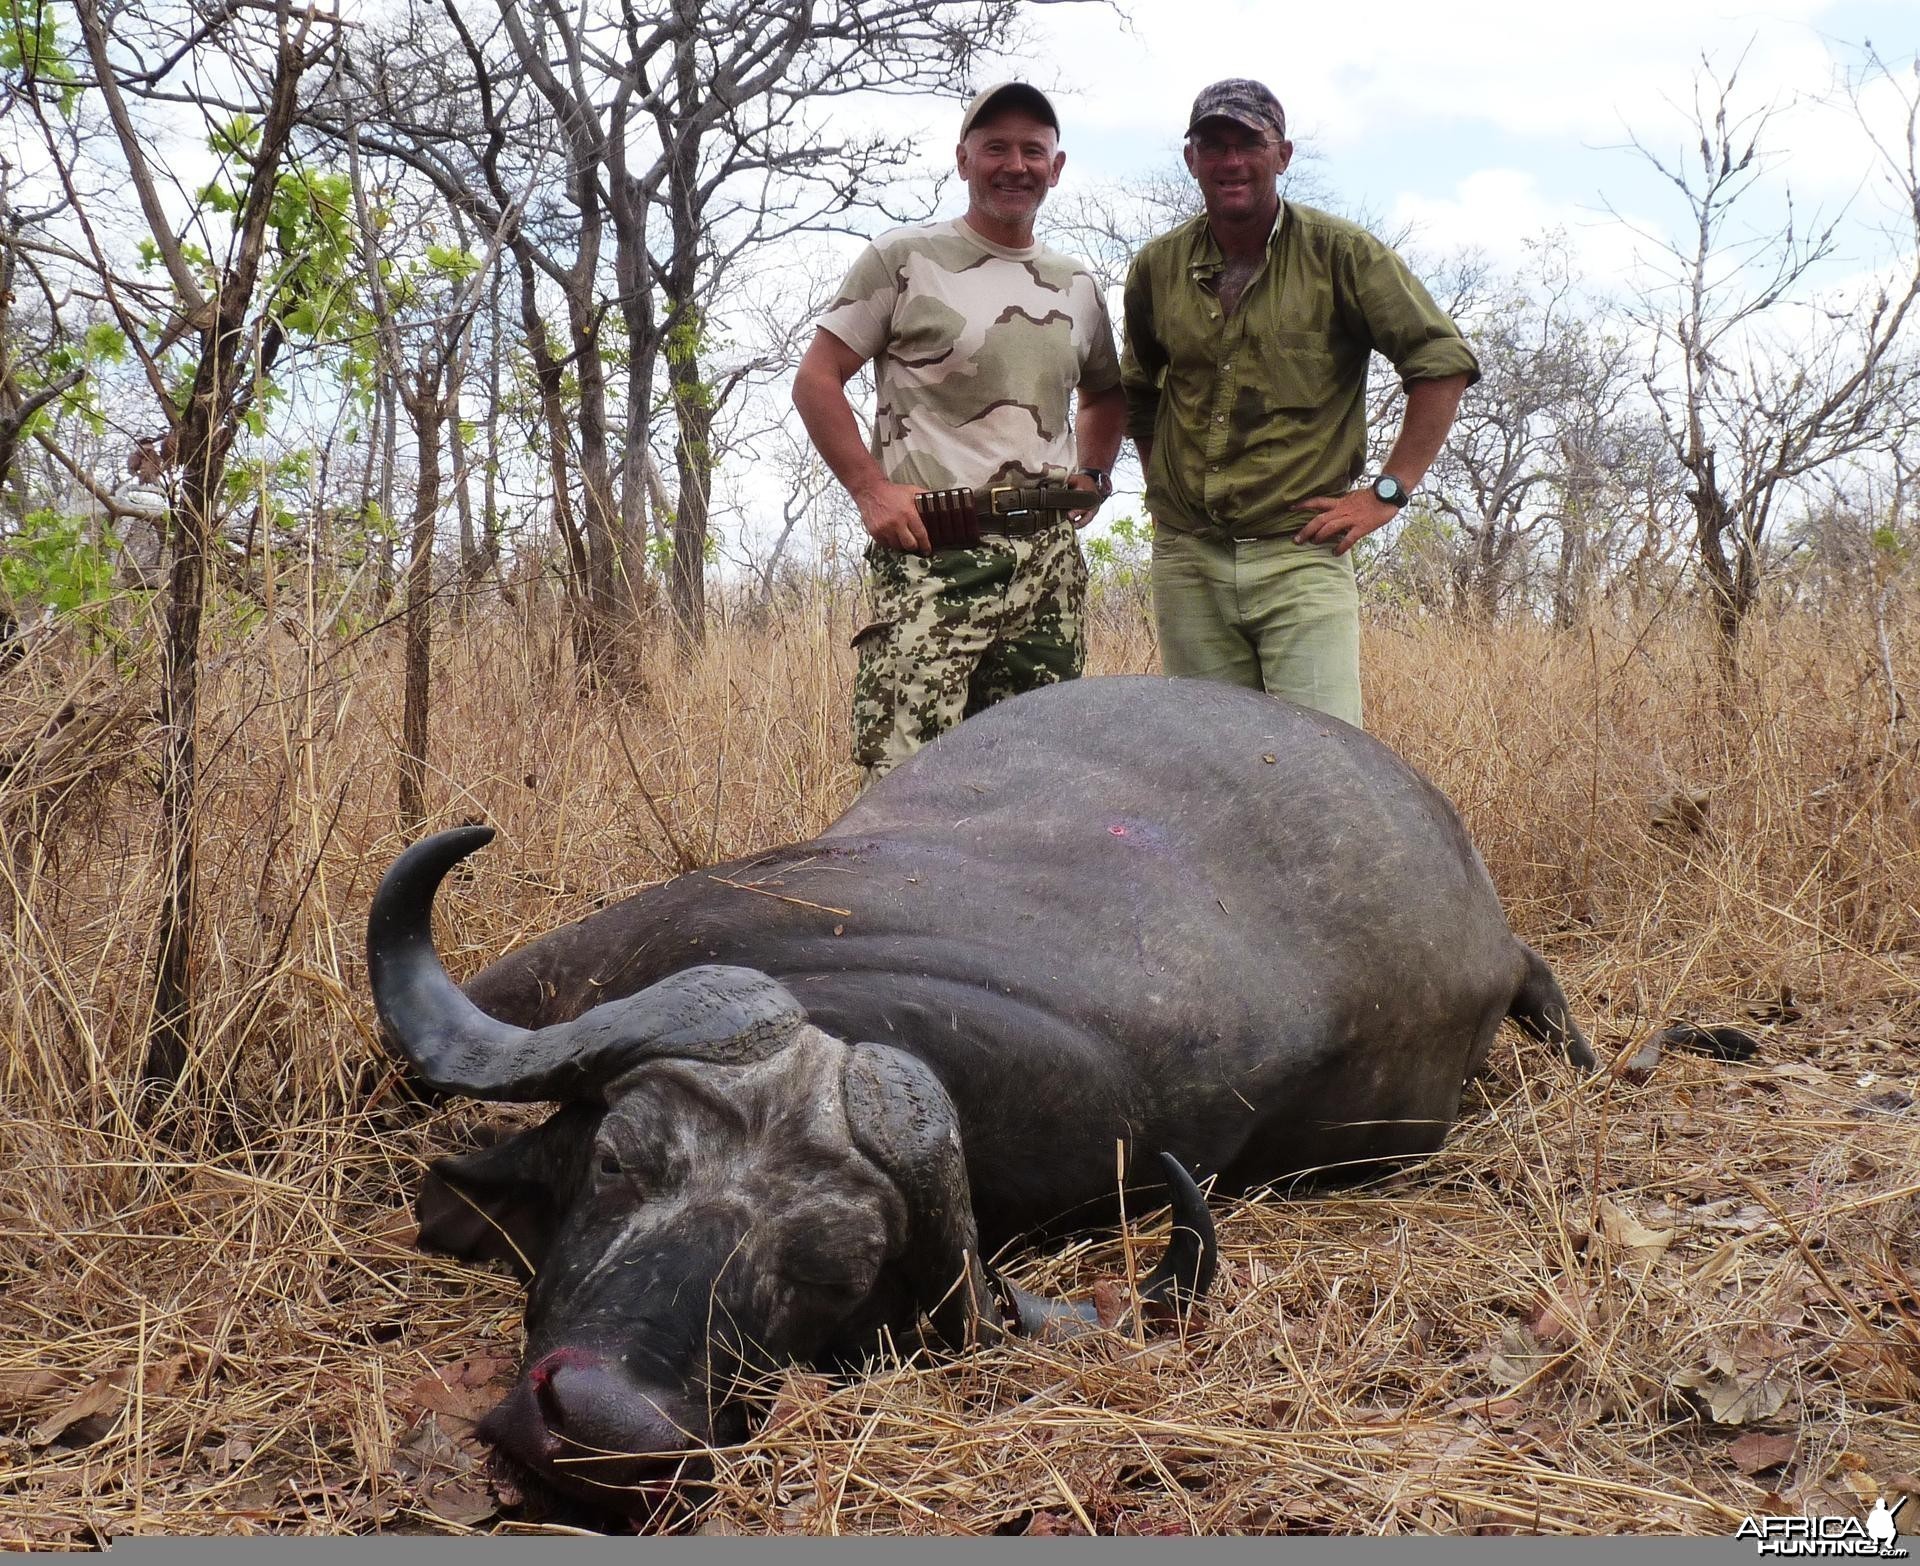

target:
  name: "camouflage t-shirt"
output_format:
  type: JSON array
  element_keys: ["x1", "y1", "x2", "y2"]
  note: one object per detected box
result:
[{"x1": 817, "y1": 219, "x2": 1122, "y2": 491}]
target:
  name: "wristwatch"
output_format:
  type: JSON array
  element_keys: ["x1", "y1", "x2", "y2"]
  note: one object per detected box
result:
[
  {"x1": 1370, "y1": 475, "x2": 1410, "y2": 509},
  {"x1": 1074, "y1": 466, "x2": 1114, "y2": 499}
]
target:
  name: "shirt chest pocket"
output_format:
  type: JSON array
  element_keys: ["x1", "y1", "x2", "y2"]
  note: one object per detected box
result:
[{"x1": 1255, "y1": 330, "x2": 1341, "y2": 412}]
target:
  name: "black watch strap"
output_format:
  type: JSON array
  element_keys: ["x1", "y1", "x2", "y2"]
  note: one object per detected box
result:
[{"x1": 1075, "y1": 466, "x2": 1113, "y2": 498}]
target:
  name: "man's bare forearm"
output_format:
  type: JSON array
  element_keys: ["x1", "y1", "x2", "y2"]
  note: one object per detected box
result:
[
  {"x1": 792, "y1": 361, "x2": 889, "y2": 502},
  {"x1": 1381, "y1": 373, "x2": 1470, "y2": 490},
  {"x1": 1294, "y1": 373, "x2": 1472, "y2": 555},
  {"x1": 1075, "y1": 383, "x2": 1127, "y2": 473},
  {"x1": 792, "y1": 330, "x2": 930, "y2": 552}
]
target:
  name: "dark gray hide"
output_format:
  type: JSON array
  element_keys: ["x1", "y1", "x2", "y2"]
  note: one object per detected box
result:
[{"x1": 369, "y1": 675, "x2": 1590, "y2": 1506}]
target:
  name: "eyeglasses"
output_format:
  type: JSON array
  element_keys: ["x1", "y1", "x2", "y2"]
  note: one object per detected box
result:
[{"x1": 1189, "y1": 134, "x2": 1282, "y2": 161}]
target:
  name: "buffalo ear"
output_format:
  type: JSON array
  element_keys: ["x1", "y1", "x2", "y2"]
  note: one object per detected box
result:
[
  {"x1": 842, "y1": 1043, "x2": 998, "y2": 1346},
  {"x1": 414, "y1": 1106, "x2": 599, "y2": 1276}
]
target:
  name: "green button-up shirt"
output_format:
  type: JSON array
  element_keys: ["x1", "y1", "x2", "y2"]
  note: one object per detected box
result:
[{"x1": 1121, "y1": 203, "x2": 1481, "y2": 539}]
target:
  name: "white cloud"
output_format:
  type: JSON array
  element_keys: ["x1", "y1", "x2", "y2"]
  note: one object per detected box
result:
[
  {"x1": 1017, "y1": 0, "x2": 1906, "y2": 163},
  {"x1": 1390, "y1": 168, "x2": 1654, "y2": 279}
]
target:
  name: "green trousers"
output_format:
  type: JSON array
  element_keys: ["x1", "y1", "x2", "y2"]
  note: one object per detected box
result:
[{"x1": 1149, "y1": 523, "x2": 1363, "y2": 727}]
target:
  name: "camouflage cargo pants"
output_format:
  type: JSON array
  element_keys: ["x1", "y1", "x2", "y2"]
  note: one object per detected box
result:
[{"x1": 851, "y1": 521, "x2": 1087, "y2": 781}]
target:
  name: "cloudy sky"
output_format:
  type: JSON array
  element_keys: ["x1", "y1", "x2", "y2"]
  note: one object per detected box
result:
[{"x1": 966, "y1": 0, "x2": 1920, "y2": 281}]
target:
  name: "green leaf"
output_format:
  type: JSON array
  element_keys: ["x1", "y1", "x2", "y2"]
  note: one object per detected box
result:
[
  {"x1": 82, "y1": 322, "x2": 127, "y2": 362},
  {"x1": 1, "y1": 509, "x2": 118, "y2": 613},
  {"x1": 1, "y1": 0, "x2": 81, "y2": 117}
]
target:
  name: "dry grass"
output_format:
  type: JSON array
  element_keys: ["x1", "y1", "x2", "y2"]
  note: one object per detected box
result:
[{"x1": 1, "y1": 581, "x2": 1916, "y2": 1544}]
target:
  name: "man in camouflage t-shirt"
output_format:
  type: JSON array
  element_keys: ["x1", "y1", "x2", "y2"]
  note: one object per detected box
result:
[{"x1": 792, "y1": 81, "x2": 1127, "y2": 782}]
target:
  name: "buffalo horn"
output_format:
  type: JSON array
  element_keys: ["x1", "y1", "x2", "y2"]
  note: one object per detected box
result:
[
  {"x1": 367, "y1": 826, "x2": 805, "y2": 1101},
  {"x1": 1137, "y1": 1153, "x2": 1219, "y2": 1305},
  {"x1": 998, "y1": 1153, "x2": 1218, "y2": 1336}
]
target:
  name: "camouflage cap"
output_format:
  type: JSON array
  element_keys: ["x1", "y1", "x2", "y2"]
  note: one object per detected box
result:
[
  {"x1": 959, "y1": 81, "x2": 1060, "y2": 139},
  {"x1": 1185, "y1": 78, "x2": 1286, "y2": 140}
]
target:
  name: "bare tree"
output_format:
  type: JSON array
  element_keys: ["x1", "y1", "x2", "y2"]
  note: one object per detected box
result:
[
  {"x1": 341, "y1": 0, "x2": 1066, "y2": 663},
  {"x1": 1621, "y1": 51, "x2": 1920, "y2": 676},
  {"x1": 347, "y1": 138, "x2": 502, "y2": 828},
  {"x1": 1419, "y1": 240, "x2": 1646, "y2": 618}
]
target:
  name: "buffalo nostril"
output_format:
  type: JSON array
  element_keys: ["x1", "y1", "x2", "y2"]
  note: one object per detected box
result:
[
  {"x1": 533, "y1": 1362, "x2": 566, "y2": 1433},
  {"x1": 475, "y1": 1350, "x2": 721, "y2": 1502},
  {"x1": 515, "y1": 1353, "x2": 703, "y2": 1462}
]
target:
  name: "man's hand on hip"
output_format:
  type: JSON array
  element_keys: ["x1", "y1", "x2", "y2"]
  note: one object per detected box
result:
[
  {"x1": 1293, "y1": 489, "x2": 1398, "y2": 556},
  {"x1": 1066, "y1": 470, "x2": 1109, "y2": 528},
  {"x1": 856, "y1": 480, "x2": 933, "y2": 554}
]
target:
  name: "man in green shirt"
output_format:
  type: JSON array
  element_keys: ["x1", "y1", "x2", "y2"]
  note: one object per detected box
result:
[{"x1": 1120, "y1": 78, "x2": 1479, "y2": 726}]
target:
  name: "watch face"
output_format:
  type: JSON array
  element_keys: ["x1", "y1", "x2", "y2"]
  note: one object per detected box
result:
[{"x1": 1373, "y1": 477, "x2": 1407, "y2": 506}]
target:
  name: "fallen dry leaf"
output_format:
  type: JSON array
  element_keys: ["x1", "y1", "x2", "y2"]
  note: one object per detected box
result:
[
  {"x1": 765, "y1": 1371, "x2": 831, "y2": 1431},
  {"x1": 1671, "y1": 1355, "x2": 1791, "y2": 1425},
  {"x1": 1528, "y1": 1285, "x2": 1594, "y2": 1349},
  {"x1": 1729, "y1": 1432, "x2": 1797, "y2": 1475},
  {"x1": 1838, "y1": 1467, "x2": 1885, "y2": 1506},
  {"x1": 1692, "y1": 1236, "x2": 1755, "y2": 1292},
  {"x1": 405, "y1": 1357, "x2": 511, "y2": 1427},
  {"x1": 139, "y1": 1354, "x2": 193, "y2": 1398},
  {"x1": 204, "y1": 1434, "x2": 256, "y2": 1476},
  {"x1": 1487, "y1": 1322, "x2": 1556, "y2": 1390},
  {"x1": 422, "y1": 1480, "x2": 498, "y2": 1528},
  {"x1": 0, "y1": 1369, "x2": 70, "y2": 1421},
  {"x1": 360, "y1": 1208, "x2": 422, "y2": 1249},
  {"x1": 393, "y1": 1412, "x2": 486, "y2": 1489},
  {"x1": 1025, "y1": 1511, "x2": 1090, "y2": 1536},
  {"x1": 1597, "y1": 1198, "x2": 1675, "y2": 1261},
  {"x1": 29, "y1": 1375, "x2": 124, "y2": 1448}
]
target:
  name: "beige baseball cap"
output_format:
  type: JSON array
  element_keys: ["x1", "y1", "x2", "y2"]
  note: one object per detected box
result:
[{"x1": 959, "y1": 81, "x2": 1061, "y2": 139}]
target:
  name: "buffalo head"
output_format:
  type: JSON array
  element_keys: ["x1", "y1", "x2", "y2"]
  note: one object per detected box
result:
[{"x1": 367, "y1": 827, "x2": 1214, "y2": 1507}]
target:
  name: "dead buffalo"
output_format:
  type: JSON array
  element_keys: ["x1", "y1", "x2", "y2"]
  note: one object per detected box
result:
[{"x1": 368, "y1": 675, "x2": 1592, "y2": 1505}]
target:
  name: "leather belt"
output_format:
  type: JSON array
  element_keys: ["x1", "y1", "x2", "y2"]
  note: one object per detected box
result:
[{"x1": 914, "y1": 484, "x2": 1086, "y2": 550}]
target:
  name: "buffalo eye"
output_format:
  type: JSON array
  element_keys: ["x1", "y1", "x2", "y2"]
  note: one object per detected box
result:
[{"x1": 598, "y1": 1154, "x2": 621, "y2": 1176}]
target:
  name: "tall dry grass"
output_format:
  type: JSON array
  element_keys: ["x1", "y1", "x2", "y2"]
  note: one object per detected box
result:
[{"x1": 0, "y1": 581, "x2": 1915, "y2": 1543}]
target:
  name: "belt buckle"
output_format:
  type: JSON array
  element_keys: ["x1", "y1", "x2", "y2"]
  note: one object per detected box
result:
[{"x1": 988, "y1": 486, "x2": 1026, "y2": 518}]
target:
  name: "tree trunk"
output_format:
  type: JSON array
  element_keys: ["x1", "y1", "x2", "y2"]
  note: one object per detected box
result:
[
  {"x1": 667, "y1": 320, "x2": 713, "y2": 648},
  {"x1": 146, "y1": 458, "x2": 211, "y2": 1094},
  {"x1": 1467, "y1": 517, "x2": 1503, "y2": 622},
  {"x1": 572, "y1": 295, "x2": 626, "y2": 679},
  {"x1": 144, "y1": 33, "x2": 307, "y2": 1101},
  {"x1": 1552, "y1": 511, "x2": 1587, "y2": 631},
  {"x1": 1685, "y1": 452, "x2": 1749, "y2": 686},
  {"x1": 514, "y1": 250, "x2": 595, "y2": 682},
  {"x1": 398, "y1": 366, "x2": 445, "y2": 831},
  {"x1": 376, "y1": 361, "x2": 399, "y2": 596},
  {"x1": 447, "y1": 390, "x2": 475, "y2": 624},
  {"x1": 609, "y1": 162, "x2": 657, "y2": 628},
  {"x1": 480, "y1": 281, "x2": 505, "y2": 594}
]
